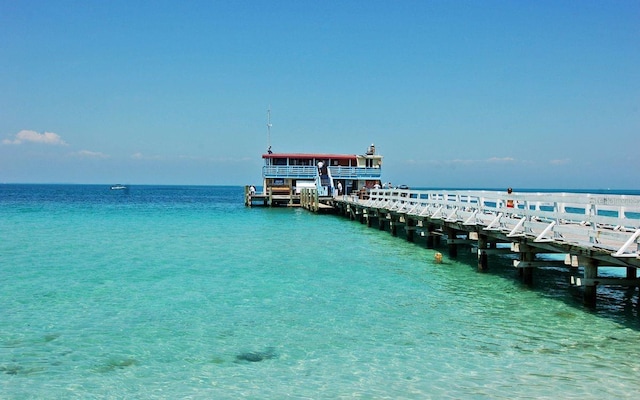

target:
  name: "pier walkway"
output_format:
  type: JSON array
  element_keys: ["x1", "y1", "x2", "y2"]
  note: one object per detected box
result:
[{"x1": 323, "y1": 189, "x2": 640, "y2": 307}]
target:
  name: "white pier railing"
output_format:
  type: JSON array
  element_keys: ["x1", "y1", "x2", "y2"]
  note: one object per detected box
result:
[{"x1": 345, "y1": 189, "x2": 640, "y2": 260}]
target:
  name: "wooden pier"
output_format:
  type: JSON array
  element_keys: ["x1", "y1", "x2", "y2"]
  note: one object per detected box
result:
[
  {"x1": 319, "y1": 188, "x2": 640, "y2": 307},
  {"x1": 245, "y1": 185, "x2": 334, "y2": 210},
  {"x1": 244, "y1": 185, "x2": 300, "y2": 207}
]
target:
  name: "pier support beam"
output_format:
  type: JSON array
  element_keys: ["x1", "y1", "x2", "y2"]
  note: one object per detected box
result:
[
  {"x1": 425, "y1": 223, "x2": 435, "y2": 249},
  {"x1": 520, "y1": 251, "x2": 534, "y2": 285},
  {"x1": 390, "y1": 216, "x2": 398, "y2": 237},
  {"x1": 348, "y1": 206, "x2": 355, "y2": 221},
  {"x1": 446, "y1": 228, "x2": 458, "y2": 258},
  {"x1": 514, "y1": 242, "x2": 535, "y2": 285},
  {"x1": 477, "y1": 233, "x2": 488, "y2": 271},
  {"x1": 366, "y1": 213, "x2": 373, "y2": 227},
  {"x1": 378, "y1": 216, "x2": 386, "y2": 231},
  {"x1": 406, "y1": 218, "x2": 415, "y2": 243},
  {"x1": 583, "y1": 258, "x2": 599, "y2": 308},
  {"x1": 426, "y1": 235, "x2": 434, "y2": 248}
]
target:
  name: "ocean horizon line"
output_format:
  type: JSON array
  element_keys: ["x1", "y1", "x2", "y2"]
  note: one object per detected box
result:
[{"x1": 1, "y1": 182, "x2": 639, "y2": 195}]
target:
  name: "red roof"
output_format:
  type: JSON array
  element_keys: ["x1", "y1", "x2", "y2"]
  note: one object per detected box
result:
[{"x1": 262, "y1": 153, "x2": 358, "y2": 160}]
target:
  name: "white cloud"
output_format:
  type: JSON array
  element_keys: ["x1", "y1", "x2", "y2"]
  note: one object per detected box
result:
[
  {"x1": 549, "y1": 158, "x2": 570, "y2": 165},
  {"x1": 131, "y1": 152, "x2": 163, "y2": 160},
  {"x1": 74, "y1": 150, "x2": 110, "y2": 159},
  {"x1": 487, "y1": 157, "x2": 515, "y2": 163},
  {"x1": 2, "y1": 130, "x2": 67, "y2": 145}
]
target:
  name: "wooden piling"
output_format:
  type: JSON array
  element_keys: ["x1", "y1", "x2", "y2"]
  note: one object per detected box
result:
[
  {"x1": 447, "y1": 227, "x2": 458, "y2": 258},
  {"x1": 583, "y1": 258, "x2": 599, "y2": 308},
  {"x1": 425, "y1": 223, "x2": 435, "y2": 248},
  {"x1": 521, "y1": 251, "x2": 534, "y2": 285},
  {"x1": 477, "y1": 233, "x2": 488, "y2": 271},
  {"x1": 406, "y1": 218, "x2": 415, "y2": 242},
  {"x1": 390, "y1": 215, "x2": 398, "y2": 236},
  {"x1": 378, "y1": 214, "x2": 386, "y2": 230}
]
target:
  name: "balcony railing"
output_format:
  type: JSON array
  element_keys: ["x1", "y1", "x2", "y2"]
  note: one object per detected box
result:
[
  {"x1": 263, "y1": 166, "x2": 318, "y2": 179},
  {"x1": 263, "y1": 165, "x2": 381, "y2": 180},
  {"x1": 328, "y1": 166, "x2": 381, "y2": 179}
]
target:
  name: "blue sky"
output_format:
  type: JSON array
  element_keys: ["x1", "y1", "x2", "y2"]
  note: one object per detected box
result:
[{"x1": 1, "y1": 0, "x2": 638, "y2": 189}]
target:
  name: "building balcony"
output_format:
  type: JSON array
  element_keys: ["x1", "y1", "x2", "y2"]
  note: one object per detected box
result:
[{"x1": 262, "y1": 165, "x2": 382, "y2": 180}]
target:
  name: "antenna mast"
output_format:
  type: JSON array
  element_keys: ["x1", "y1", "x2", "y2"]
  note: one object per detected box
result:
[{"x1": 266, "y1": 106, "x2": 272, "y2": 153}]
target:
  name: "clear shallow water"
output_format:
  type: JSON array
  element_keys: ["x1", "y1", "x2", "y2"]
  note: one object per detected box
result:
[{"x1": 2, "y1": 185, "x2": 640, "y2": 399}]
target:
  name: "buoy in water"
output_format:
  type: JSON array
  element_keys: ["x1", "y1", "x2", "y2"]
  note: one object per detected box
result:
[{"x1": 434, "y1": 252, "x2": 443, "y2": 264}]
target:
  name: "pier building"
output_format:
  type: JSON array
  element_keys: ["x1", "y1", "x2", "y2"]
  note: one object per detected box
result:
[{"x1": 245, "y1": 144, "x2": 382, "y2": 207}]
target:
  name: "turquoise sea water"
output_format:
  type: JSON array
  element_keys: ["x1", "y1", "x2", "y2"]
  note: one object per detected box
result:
[{"x1": 2, "y1": 185, "x2": 640, "y2": 399}]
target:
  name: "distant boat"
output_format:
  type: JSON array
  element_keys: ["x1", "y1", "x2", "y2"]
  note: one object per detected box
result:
[{"x1": 110, "y1": 184, "x2": 127, "y2": 190}]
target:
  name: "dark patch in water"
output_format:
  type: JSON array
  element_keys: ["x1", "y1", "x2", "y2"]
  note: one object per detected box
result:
[
  {"x1": 94, "y1": 357, "x2": 138, "y2": 373},
  {"x1": 1, "y1": 365, "x2": 23, "y2": 375},
  {"x1": 43, "y1": 333, "x2": 60, "y2": 343},
  {"x1": 235, "y1": 347, "x2": 277, "y2": 363},
  {"x1": 554, "y1": 311, "x2": 577, "y2": 319},
  {"x1": 0, "y1": 364, "x2": 44, "y2": 375}
]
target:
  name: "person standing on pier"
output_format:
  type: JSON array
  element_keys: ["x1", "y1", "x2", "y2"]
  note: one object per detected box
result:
[
  {"x1": 367, "y1": 143, "x2": 375, "y2": 155},
  {"x1": 506, "y1": 187, "x2": 515, "y2": 208}
]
